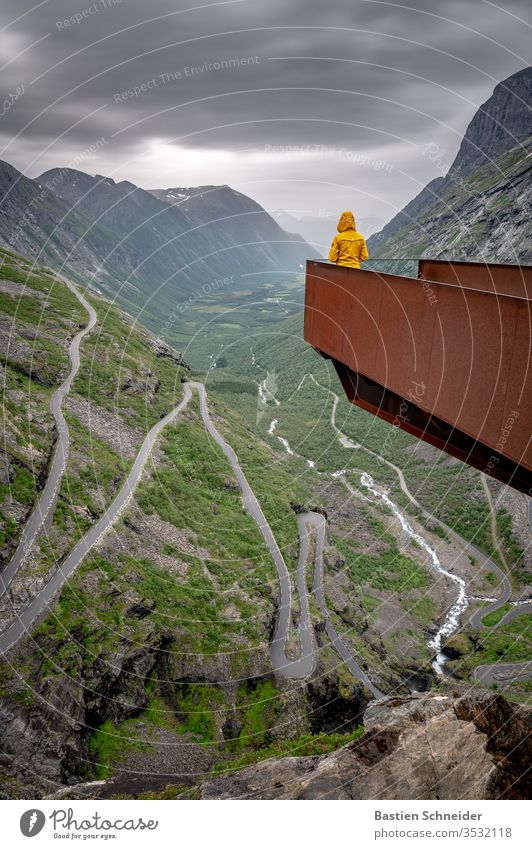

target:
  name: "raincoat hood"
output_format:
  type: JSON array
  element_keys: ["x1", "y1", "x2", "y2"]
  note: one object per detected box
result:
[{"x1": 337, "y1": 210, "x2": 356, "y2": 232}]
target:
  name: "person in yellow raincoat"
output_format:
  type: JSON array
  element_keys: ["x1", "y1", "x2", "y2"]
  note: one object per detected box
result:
[{"x1": 328, "y1": 211, "x2": 368, "y2": 268}]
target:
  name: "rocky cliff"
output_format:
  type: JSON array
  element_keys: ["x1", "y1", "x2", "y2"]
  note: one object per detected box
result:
[
  {"x1": 201, "y1": 692, "x2": 531, "y2": 800},
  {"x1": 367, "y1": 66, "x2": 532, "y2": 263}
]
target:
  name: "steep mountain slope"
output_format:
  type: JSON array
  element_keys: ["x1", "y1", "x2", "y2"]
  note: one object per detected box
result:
[
  {"x1": 0, "y1": 161, "x2": 121, "y2": 280},
  {"x1": 4, "y1": 248, "x2": 527, "y2": 800},
  {"x1": 0, "y1": 248, "x2": 391, "y2": 798},
  {"x1": 150, "y1": 184, "x2": 307, "y2": 256},
  {"x1": 201, "y1": 692, "x2": 531, "y2": 800},
  {"x1": 0, "y1": 163, "x2": 312, "y2": 364},
  {"x1": 367, "y1": 66, "x2": 532, "y2": 263},
  {"x1": 451, "y1": 66, "x2": 532, "y2": 176},
  {"x1": 0, "y1": 248, "x2": 89, "y2": 567}
]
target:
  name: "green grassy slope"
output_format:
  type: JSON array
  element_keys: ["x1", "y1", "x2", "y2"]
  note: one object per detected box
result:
[{"x1": 0, "y1": 249, "x2": 367, "y2": 796}]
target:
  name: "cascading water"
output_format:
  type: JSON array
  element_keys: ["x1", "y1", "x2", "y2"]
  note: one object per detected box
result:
[{"x1": 360, "y1": 472, "x2": 468, "y2": 675}]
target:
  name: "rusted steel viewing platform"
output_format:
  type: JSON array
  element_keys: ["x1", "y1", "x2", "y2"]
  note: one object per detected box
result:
[{"x1": 304, "y1": 259, "x2": 532, "y2": 494}]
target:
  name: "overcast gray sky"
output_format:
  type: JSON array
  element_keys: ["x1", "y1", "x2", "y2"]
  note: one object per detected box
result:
[{"x1": 1, "y1": 0, "x2": 530, "y2": 225}]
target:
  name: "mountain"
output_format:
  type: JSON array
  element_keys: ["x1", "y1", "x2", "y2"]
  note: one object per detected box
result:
[
  {"x1": 1, "y1": 65, "x2": 531, "y2": 800},
  {"x1": 150, "y1": 183, "x2": 307, "y2": 253},
  {"x1": 367, "y1": 66, "x2": 532, "y2": 263},
  {"x1": 0, "y1": 162, "x2": 313, "y2": 364},
  {"x1": 0, "y1": 159, "x2": 118, "y2": 277},
  {"x1": 451, "y1": 66, "x2": 532, "y2": 177}
]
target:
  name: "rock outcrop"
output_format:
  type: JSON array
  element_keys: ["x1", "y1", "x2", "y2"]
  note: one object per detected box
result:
[
  {"x1": 149, "y1": 338, "x2": 191, "y2": 370},
  {"x1": 200, "y1": 692, "x2": 531, "y2": 800},
  {"x1": 451, "y1": 67, "x2": 532, "y2": 177},
  {"x1": 368, "y1": 66, "x2": 532, "y2": 263}
]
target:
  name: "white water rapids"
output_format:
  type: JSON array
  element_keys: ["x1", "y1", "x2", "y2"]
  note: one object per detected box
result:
[
  {"x1": 268, "y1": 418, "x2": 293, "y2": 453},
  {"x1": 258, "y1": 378, "x2": 280, "y2": 408},
  {"x1": 359, "y1": 472, "x2": 468, "y2": 675},
  {"x1": 268, "y1": 419, "x2": 317, "y2": 467}
]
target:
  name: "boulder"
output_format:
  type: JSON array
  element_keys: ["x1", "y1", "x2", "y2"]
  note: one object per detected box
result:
[{"x1": 200, "y1": 692, "x2": 530, "y2": 800}]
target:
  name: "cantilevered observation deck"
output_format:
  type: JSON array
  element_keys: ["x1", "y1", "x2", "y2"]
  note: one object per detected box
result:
[{"x1": 304, "y1": 259, "x2": 532, "y2": 494}]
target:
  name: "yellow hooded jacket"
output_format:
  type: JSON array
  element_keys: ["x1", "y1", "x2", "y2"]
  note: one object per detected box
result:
[{"x1": 328, "y1": 211, "x2": 368, "y2": 268}]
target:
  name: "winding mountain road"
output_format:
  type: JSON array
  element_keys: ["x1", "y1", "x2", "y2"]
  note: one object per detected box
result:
[
  {"x1": 0, "y1": 366, "x2": 321, "y2": 682},
  {"x1": 192, "y1": 382, "x2": 315, "y2": 679},
  {"x1": 473, "y1": 660, "x2": 532, "y2": 687},
  {"x1": 1, "y1": 354, "x2": 378, "y2": 687},
  {"x1": 2, "y1": 305, "x2": 527, "y2": 695},
  {"x1": 492, "y1": 601, "x2": 532, "y2": 628},
  {"x1": 203, "y1": 369, "x2": 382, "y2": 684},
  {"x1": 0, "y1": 385, "x2": 193, "y2": 653},
  {"x1": 299, "y1": 512, "x2": 384, "y2": 698},
  {"x1": 0, "y1": 278, "x2": 97, "y2": 599}
]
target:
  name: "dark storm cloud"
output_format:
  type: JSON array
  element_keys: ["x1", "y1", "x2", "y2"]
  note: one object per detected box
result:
[{"x1": 0, "y1": 0, "x2": 531, "y2": 217}]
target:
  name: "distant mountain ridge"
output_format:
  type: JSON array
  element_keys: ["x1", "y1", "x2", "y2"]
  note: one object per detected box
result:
[
  {"x1": 0, "y1": 161, "x2": 312, "y2": 357},
  {"x1": 149, "y1": 183, "x2": 308, "y2": 252},
  {"x1": 368, "y1": 66, "x2": 532, "y2": 263}
]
